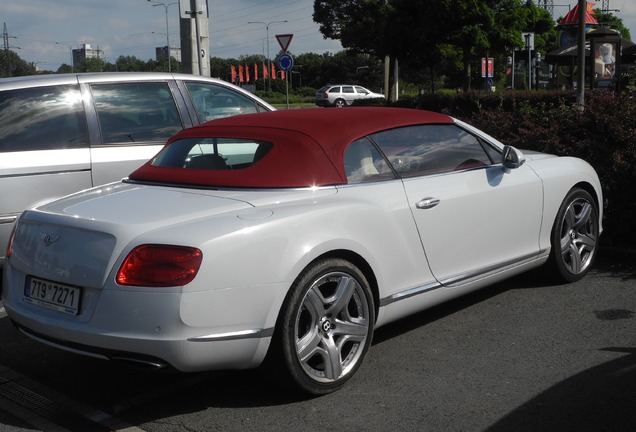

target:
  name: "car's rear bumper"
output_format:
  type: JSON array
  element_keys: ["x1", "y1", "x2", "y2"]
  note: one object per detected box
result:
[
  {"x1": 10, "y1": 318, "x2": 272, "y2": 371},
  {"x1": 2, "y1": 265, "x2": 277, "y2": 372}
]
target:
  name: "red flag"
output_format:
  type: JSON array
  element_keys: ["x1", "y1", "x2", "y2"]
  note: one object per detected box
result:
[
  {"x1": 263, "y1": 63, "x2": 269, "y2": 79},
  {"x1": 271, "y1": 63, "x2": 276, "y2": 80},
  {"x1": 239, "y1": 65, "x2": 244, "y2": 83},
  {"x1": 245, "y1": 64, "x2": 250, "y2": 82},
  {"x1": 254, "y1": 63, "x2": 258, "y2": 80},
  {"x1": 281, "y1": 70, "x2": 286, "y2": 80},
  {"x1": 231, "y1": 65, "x2": 237, "y2": 83}
]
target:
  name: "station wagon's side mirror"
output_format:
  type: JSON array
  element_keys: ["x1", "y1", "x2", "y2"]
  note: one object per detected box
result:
[{"x1": 502, "y1": 145, "x2": 526, "y2": 170}]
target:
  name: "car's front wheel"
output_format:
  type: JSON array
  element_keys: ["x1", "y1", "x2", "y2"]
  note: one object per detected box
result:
[
  {"x1": 548, "y1": 187, "x2": 599, "y2": 282},
  {"x1": 267, "y1": 258, "x2": 375, "y2": 395}
]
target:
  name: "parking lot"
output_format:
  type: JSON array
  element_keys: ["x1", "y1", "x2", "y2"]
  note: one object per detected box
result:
[{"x1": 0, "y1": 250, "x2": 634, "y2": 431}]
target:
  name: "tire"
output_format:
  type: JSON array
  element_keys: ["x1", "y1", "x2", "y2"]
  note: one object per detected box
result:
[
  {"x1": 334, "y1": 99, "x2": 347, "y2": 108},
  {"x1": 267, "y1": 258, "x2": 375, "y2": 395},
  {"x1": 547, "y1": 188, "x2": 599, "y2": 283}
]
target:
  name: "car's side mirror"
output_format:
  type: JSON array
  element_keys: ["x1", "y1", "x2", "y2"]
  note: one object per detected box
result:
[{"x1": 502, "y1": 145, "x2": 526, "y2": 170}]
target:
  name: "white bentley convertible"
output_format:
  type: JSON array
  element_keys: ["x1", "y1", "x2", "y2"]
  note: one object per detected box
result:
[{"x1": 2, "y1": 107, "x2": 602, "y2": 395}]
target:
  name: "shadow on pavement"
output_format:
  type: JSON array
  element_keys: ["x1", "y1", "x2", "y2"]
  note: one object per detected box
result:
[{"x1": 485, "y1": 347, "x2": 636, "y2": 432}]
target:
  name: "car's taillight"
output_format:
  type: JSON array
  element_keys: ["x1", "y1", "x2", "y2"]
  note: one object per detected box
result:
[
  {"x1": 322, "y1": 92, "x2": 328, "y2": 98},
  {"x1": 6, "y1": 221, "x2": 18, "y2": 259},
  {"x1": 116, "y1": 244, "x2": 203, "y2": 287}
]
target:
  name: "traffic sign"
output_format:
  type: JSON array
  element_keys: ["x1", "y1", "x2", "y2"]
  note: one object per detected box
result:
[
  {"x1": 278, "y1": 54, "x2": 294, "y2": 72},
  {"x1": 275, "y1": 34, "x2": 293, "y2": 52}
]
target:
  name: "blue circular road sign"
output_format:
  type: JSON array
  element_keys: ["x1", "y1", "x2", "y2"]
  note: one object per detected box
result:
[{"x1": 278, "y1": 54, "x2": 294, "y2": 72}]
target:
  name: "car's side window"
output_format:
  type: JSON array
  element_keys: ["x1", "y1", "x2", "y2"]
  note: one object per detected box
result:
[
  {"x1": 185, "y1": 82, "x2": 263, "y2": 123},
  {"x1": 328, "y1": 86, "x2": 341, "y2": 93},
  {"x1": 92, "y1": 82, "x2": 183, "y2": 144},
  {"x1": 342, "y1": 86, "x2": 355, "y2": 94},
  {"x1": 344, "y1": 138, "x2": 394, "y2": 184},
  {"x1": 370, "y1": 124, "x2": 494, "y2": 178},
  {"x1": 355, "y1": 86, "x2": 368, "y2": 94},
  {"x1": 0, "y1": 85, "x2": 88, "y2": 152}
]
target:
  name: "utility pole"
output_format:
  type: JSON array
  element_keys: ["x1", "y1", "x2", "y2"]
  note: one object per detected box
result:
[
  {"x1": 576, "y1": 0, "x2": 586, "y2": 109},
  {"x1": 180, "y1": 0, "x2": 210, "y2": 76},
  {"x1": 2, "y1": 23, "x2": 19, "y2": 77},
  {"x1": 537, "y1": 0, "x2": 555, "y2": 14}
]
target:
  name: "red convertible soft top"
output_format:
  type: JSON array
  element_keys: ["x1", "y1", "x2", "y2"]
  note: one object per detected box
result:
[{"x1": 129, "y1": 107, "x2": 454, "y2": 188}]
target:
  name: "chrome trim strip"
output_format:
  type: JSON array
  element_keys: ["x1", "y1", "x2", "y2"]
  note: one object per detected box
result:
[
  {"x1": 380, "y1": 281, "x2": 442, "y2": 307},
  {"x1": 0, "y1": 169, "x2": 91, "y2": 180},
  {"x1": 188, "y1": 327, "x2": 275, "y2": 342},
  {"x1": 0, "y1": 215, "x2": 18, "y2": 224},
  {"x1": 379, "y1": 251, "x2": 547, "y2": 308},
  {"x1": 439, "y1": 251, "x2": 546, "y2": 287}
]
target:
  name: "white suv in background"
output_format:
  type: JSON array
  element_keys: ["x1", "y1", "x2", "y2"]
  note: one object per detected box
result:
[
  {"x1": 0, "y1": 72, "x2": 274, "y2": 268},
  {"x1": 315, "y1": 84, "x2": 385, "y2": 107}
]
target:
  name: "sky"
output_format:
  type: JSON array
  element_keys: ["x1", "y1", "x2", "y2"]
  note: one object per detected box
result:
[
  {"x1": 2, "y1": 0, "x2": 343, "y2": 72},
  {"x1": 2, "y1": 0, "x2": 636, "y2": 72}
]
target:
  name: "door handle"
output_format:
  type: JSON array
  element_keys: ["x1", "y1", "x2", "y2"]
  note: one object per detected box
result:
[{"x1": 415, "y1": 197, "x2": 440, "y2": 209}]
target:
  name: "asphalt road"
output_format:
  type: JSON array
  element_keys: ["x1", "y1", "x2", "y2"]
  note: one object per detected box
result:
[{"x1": 0, "y1": 250, "x2": 634, "y2": 432}]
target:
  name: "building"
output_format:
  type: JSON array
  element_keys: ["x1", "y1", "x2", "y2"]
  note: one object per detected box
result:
[{"x1": 72, "y1": 43, "x2": 103, "y2": 66}]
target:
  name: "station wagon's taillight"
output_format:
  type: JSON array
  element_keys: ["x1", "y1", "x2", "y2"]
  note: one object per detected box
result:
[
  {"x1": 6, "y1": 222, "x2": 18, "y2": 259},
  {"x1": 116, "y1": 245, "x2": 203, "y2": 287}
]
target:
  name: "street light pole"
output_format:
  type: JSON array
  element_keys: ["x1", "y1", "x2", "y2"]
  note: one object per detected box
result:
[
  {"x1": 55, "y1": 42, "x2": 75, "y2": 72},
  {"x1": 148, "y1": 0, "x2": 178, "y2": 73},
  {"x1": 247, "y1": 20, "x2": 287, "y2": 91}
]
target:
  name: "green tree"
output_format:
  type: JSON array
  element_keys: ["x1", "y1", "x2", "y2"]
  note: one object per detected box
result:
[
  {"x1": 57, "y1": 63, "x2": 73, "y2": 74},
  {"x1": 210, "y1": 56, "x2": 236, "y2": 82},
  {"x1": 114, "y1": 55, "x2": 147, "y2": 72},
  {"x1": 292, "y1": 51, "x2": 383, "y2": 91},
  {"x1": 313, "y1": 0, "x2": 389, "y2": 58},
  {"x1": 313, "y1": 0, "x2": 555, "y2": 91},
  {"x1": 592, "y1": 10, "x2": 631, "y2": 40},
  {"x1": 1, "y1": 49, "x2": 35, "y2": 77},
  {"x1": 75, "y1": 57, "x2": 107, "y2": 73}
]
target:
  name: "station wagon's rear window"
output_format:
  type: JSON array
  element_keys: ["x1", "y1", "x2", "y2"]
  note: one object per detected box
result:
[
  {"x1": 92, "y1": 82, "x2": 182, "y2": 144},
  {"x1": 184, "y1": 82, "x2": 263, "y2": 123}
]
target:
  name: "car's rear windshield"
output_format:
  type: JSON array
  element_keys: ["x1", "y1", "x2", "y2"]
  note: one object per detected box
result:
[{"x1": 150, "y1": 137, "x2": 272, "y2": 170}]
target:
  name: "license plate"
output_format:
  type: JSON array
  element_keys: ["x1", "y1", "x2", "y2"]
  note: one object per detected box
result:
[{"x1": 24, "y1": 277, "x2": 81, "y2": 315}]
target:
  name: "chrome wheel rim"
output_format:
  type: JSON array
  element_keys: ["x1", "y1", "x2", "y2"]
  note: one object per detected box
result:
[
  {"x1": 559, "y1": 198, "x2": 598, "y2": 275},
  {"x1": 294, "y1": 271, "x2": 371, "y2": 383}
]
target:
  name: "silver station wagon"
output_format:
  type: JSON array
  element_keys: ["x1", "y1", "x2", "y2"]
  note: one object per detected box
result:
[{"x1": 0, "y1": 72, "x2": 274, "y2": 267}]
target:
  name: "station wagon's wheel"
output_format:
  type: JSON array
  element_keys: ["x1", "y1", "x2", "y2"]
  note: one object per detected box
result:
[
  {"x1": 548, "y1": 188, "x2": 599, "y2": 283},
  {"x1": 271, "y1": 258, "x2": 374, "y2": 395},
  {"x1": 334, "y1": 98, "x2": 347, "y2": 108}
]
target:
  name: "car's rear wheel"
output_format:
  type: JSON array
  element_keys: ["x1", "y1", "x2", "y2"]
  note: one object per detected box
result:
[
  {"x1": 268, "y1": 258, "x2": 374, "y2": 395},
  {"x1": 548, "y1": 187, "x2": 599, "y2": 282},
  {"x1": 334, "y1": 99, "x2": 347, "y2": 108}
]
